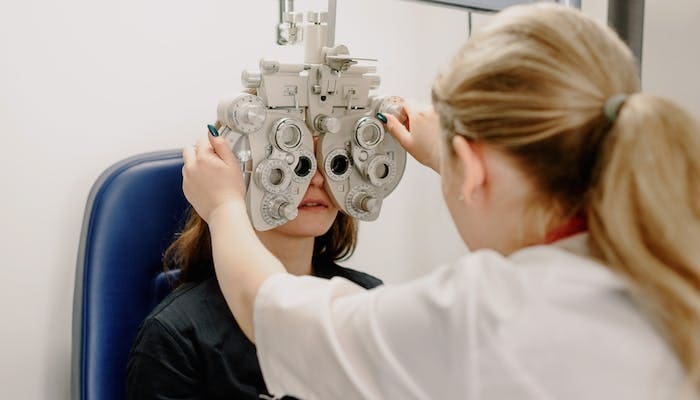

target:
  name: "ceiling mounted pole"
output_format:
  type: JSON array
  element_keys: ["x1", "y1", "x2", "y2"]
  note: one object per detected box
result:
[{"x1": 608, "y1": 0, "x2": 645, "y2": 73}]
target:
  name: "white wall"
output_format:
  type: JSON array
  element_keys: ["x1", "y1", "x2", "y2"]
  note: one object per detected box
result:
[
  {"x1": 1, "y1": 0, "x2": 698, "y2": 399},
  {"x1": 642, "y1": 0, "x2": 700, "y2": 113}
]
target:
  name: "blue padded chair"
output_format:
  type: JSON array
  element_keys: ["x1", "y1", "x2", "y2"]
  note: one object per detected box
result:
[{"x1": 72, "y1": 150, "x2": 190, "y2": 400}]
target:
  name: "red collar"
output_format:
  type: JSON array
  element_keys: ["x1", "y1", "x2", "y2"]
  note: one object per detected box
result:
[{"x1": 544, "y1": 214, "x2": 588, "y2": 244}]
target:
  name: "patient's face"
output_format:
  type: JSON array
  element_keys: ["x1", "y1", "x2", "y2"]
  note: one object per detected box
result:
[{"x1": 273, "y1": 136, "x2": 338, "y2": 238}]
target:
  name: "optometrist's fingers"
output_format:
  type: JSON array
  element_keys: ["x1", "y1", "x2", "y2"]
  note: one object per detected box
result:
[
  {"x1": 208, "y1": 132, "x2": 237, "y2": 167},
  {"x1": 181, "y1": 134, "x2": 246, "y2": 223},
  {"x1": 182, "y1": 145, "x2": 196, "y2": 167},
  {"x1": 384, "y1": 111, "x2": 440, "y2": 173},
  {"x1": 388, "y1": 101, "x2": 411, "y2": 129},
  {"x1": 195, "y1": 137, "x2": 213, "y2": 158},
  {"x1": 397, "y1": 105, "x2": 410, "y2": 128},
  {"x1": 384, "y1": 113, "x2": 413, "y2": 150}
]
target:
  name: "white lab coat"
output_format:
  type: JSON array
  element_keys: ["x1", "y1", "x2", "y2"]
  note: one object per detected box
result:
[{"x1": 253, "y1": 234, "x2": 689, "y2": 399}]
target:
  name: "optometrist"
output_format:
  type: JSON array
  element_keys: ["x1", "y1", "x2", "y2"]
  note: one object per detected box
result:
[{"x1": 181, "y1": 4, "x2": 700, "y2": 399}]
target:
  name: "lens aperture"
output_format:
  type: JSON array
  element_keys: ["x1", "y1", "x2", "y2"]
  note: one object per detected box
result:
[
  {"x1": 354, "y1": 118, "x2": 385, "y2": 150},
  {"x1": 280, "y1": 126, "x2": 301, "y2": 148},
  {"x1": 269, "y1": 168, "x2": 284, "y2": 185},
  {"x1": 330, "y1": 154, "x2": 349, "y2": 176},
  {"x1": 375, "y1": 163, "x2": 389, "y2": 179},
  {"x1": 359, "y1": 125, "x2": 381, "y2": 147},
  {"x1": 294, "y1": 156, "x2": 313, "y2": 178},
  {"x1": 272, "y1": 119, "x2": 305, "y2": 151}
]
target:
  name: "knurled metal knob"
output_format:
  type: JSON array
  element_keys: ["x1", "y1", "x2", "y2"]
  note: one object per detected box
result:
[
  {"x1": 315, "y1": 115, "x2": 341, "y2": 134},
  {"x1": 271, "y1": 198, "x2": 298, "y2": 220},
  {"x1": 239, "y1": 102, "x2": 266, "y2": 126},
  {"x1": 352, "y1": 193, "x2": 379, "y2": 213}
]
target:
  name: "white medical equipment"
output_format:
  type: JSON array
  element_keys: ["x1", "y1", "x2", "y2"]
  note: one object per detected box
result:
[{"x1": 217, "y1": 1, "x2": 407, "y2": 231}]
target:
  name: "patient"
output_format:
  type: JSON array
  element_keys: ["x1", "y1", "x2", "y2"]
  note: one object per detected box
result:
[{"x1": 125, "y1": 141, "x2": 382, "y2": 399}]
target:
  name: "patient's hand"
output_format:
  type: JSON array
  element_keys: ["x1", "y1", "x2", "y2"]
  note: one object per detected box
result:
[
  {"x1": 384, "y1": 105, "x2": 441, "y2": 173},
  {"x1": 182, "y1": 133, "x2": 246, "y2": 224}
]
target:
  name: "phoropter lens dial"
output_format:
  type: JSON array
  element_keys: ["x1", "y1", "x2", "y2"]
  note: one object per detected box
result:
[
  {"x1": 324, "y1": 148, "x2": 352, "y2": 182},
  {"x1": 292, "y1": 147, "x2": 317, "y2": 183},
  {"x1": 345, "y1": 185, "x2": 381, "y2": 219},
  {"x1": 365, "y1": 154, "x2": 396, "y2": 187},
  {"x1": 255, "y1": 159, "x2": 293, "y2": 194},
  {"x1": 354, "y1": 117, "x2": 384, "y2": 150},
  {"x1": 271, "y1": 118, "x2": 305, "y2": 151},
  {"x1": 220, "y1": 94, "x2": 267, "y2": 134},
  {"x1": 261, "y1": 193, "x2": 297, "y2": 227}
]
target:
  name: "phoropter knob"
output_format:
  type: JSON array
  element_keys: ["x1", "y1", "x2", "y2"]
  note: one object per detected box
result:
[
  {"x1": 241, "y1": 70, "x2": 262, "y2": 88},
  {"x1": 352, "y1": 193, "x2": 380, "y2": 213},
  {"x1": 271, "y1": 198, "x2": 298, "y2": 221},
  {"x1": 239, "y1": 102, "x2": 266, "y2": 126},
  {"x1": 379, "y1": 96, "x2": 405, "y2": 119},
  {"x1": 315, "y1": 115, "x2": 341, "y2": 134},
  {"x1": 218, "y1": 94, "x2": 267, "y2": 134}
]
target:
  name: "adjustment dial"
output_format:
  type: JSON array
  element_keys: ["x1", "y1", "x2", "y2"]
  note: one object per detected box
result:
[
  {"x1": 315, "y1": 115, "x2": 341, "y2": 134},
  {"x1": 353, "y1": 193, "x2": 380, "y2": 213},
  {"x1": 345, "y1": 185, "x2": 381, "y2": 219},
  {"x1": 378, "y1": 96, "x2": 405, "y2": 119},
  {"x1": 226, "y1": 94, "x2": 267, "y2": 134},
  {"x1": 354, "y1": 117, "x2": 385, "y2": 150},
  {"x1": 255, "y1": 159, "x2": 293, "y2": 194},
  {"x1": 365, "y1": 154, "x2": 396, "y2": 188},
  {"x1": 271, "y1": 118, "x2": 305, "y2": 151},
  {"x1": 261, "y1": 194, "x2": 297, "y2": 227}
]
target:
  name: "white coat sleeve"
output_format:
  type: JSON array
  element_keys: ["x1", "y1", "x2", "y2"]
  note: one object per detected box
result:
[{"x1": 252, "y1": 253, "x2": 519, "y2": 400}]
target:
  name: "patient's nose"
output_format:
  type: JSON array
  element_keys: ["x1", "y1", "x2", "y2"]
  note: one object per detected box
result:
[
  {"x1": 309, "y1": 136, "x2": 325, "y2": 187},
  {"x1": 310, "y1": 163, "x2": 324, "y2": 187}
]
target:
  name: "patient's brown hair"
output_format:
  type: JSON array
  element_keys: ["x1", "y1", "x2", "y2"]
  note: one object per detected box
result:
[{"x1": 164, "y1": 208, "x2": 357, "y2": 283}]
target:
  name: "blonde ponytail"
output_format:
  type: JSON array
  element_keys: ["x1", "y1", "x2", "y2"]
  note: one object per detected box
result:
[{"x1": 588, "y1": 94, "x2": 700, "y2": 389}]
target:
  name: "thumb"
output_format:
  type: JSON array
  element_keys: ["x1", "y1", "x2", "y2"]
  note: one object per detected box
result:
[
  {"x1": 207, "y1": 130, "x2": 237, "y2": 167},
  {"x1": 384, "y1": 113, "x2": 414, "y2": 150}
]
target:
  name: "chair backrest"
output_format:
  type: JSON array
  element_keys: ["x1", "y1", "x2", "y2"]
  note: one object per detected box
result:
[{"x1": 72, "y1": 150, "x2": 189, "y2": 400}]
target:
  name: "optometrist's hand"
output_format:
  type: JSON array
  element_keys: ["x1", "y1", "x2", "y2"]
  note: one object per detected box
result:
[
  {"x1": 182, "y1": 133, "x2": 246, "y2": 224},
  {"x1": 383, "y1": 105, "x2": 441, "y2": 173}
]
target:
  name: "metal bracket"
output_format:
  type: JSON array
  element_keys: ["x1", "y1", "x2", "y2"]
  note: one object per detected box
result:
[{"x1": 284, "y1": 86, "x2": 299, "y2": 109}]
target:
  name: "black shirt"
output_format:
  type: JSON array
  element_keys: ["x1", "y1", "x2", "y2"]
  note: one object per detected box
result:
[{"x1": 126, "y1": 260, "x2": 382, "y2": 400}]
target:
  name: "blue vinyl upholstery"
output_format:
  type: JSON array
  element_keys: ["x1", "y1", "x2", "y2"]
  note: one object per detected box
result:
[{"x1": 72, "y1": 150, "x2": 189, "y2": 400}]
